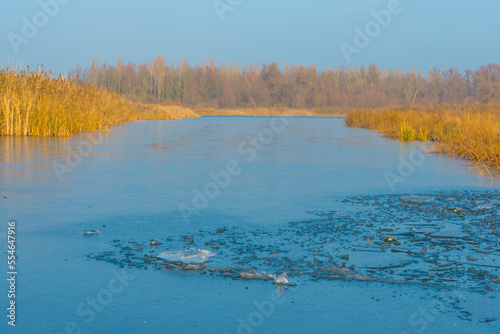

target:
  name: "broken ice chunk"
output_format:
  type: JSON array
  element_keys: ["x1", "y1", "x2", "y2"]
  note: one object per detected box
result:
[{"x1": 157, "y1": 248, "x2": 216, "y2": 264}]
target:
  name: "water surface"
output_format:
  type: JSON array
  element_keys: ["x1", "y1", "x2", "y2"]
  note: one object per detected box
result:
[{"x1": 1, "y1": 117, "x2": 498, "y2": 333}]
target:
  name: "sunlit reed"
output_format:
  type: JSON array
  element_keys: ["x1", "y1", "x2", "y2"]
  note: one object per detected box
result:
[
  {"x1": 345, "y1": 103, "x2": 500, "y2": 172},
  {"x1": 0, "y1": 68, "x2": 198, "y2": 136}
]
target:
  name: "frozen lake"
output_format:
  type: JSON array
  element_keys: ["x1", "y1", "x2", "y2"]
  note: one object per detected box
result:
[{"x1": 1, "y1": 117, "x2": 499, "y2": 333}]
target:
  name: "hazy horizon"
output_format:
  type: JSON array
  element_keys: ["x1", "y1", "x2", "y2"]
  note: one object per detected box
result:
[{"x1": 1, "y1": 0, "x2": 500, "y2": 74}]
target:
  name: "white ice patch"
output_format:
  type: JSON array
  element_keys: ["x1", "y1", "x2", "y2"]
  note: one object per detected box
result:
[
  {"x1": 477, "y1": 203, "x2": 493, "y2": 211},
  {"x1": 273, "y1": 272, "x2": 290, "y2": 285},
  {"x1": 158, "y1": 248, "x2": 216, "y2": 264},
  {"x1": 400, "y1": 196, "x2": 435, "y2": 204}
]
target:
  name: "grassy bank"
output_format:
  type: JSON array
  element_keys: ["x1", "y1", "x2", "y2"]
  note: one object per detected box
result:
[
  {"x1": 194, "y1": 106, "x2": 349, "y2": 117},
  {"x1": 133, "y1": 102, "x2": 200, "y2": 120},
  {"x1": 345, "y1": 103, "x2": 500, "y2": 172},
  {"x1": 0, "y1": 68, "x2": 198, "y2": 136}
]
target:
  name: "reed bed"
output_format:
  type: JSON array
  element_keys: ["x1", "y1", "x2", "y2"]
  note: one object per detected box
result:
[
  {"x1": 345, "y1": 103, "x2": 500, "y2": 172},
  {"x1": 133, "y1": 102, "x2": 199, "y2": 120},
  {"x1": 194, "y1": 106, "x2": 348, "y2": 117},
  {"x1": 0, "y1": 68, "x2": 198, "y2": 136}
]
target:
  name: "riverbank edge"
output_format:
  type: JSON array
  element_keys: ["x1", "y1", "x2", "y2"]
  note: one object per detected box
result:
[{"x1": 345, "y1": 102, "x2": 500, "y2": 174}]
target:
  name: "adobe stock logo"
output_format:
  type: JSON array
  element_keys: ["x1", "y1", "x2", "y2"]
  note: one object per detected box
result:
[
  {"x1": 213, "y1": 0, "x2": 243, "y2": 21},
  {"x1": 7, "y1": 0, "x2": 71, "y2": 54},
  {"x1": 339, "y1": 0, "x2": 411, "y2": 63},
  {"x1": 178, "y1": 117, "x2": 289, "y2": 223}
]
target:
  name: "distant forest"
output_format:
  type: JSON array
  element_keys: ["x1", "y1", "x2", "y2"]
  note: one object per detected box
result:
[{"x1": 72, "y1": 56, "x2": 500, "y2": 109}]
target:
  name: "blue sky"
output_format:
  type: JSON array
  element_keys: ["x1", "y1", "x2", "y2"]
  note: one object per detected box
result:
[{"x1": 1, "y1": 0, "x2": 499, "y2": 74}]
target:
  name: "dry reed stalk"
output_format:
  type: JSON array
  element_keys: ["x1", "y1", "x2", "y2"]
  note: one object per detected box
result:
[
  {"x1": 0, "y1": 67, "x2": 199, "y2": 137},
  {"x1": 345, "y1": 102, "x2": 500, "y2": 173}
]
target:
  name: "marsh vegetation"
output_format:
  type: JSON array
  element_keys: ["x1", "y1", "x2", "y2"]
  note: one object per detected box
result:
[
  {"x1": 0, "y1": 68, "x2": 197, "y2": 136},
  {"x1": 2, "y1": 62, "x2": 499, "y2": 175},
  {"x1": 346, "y1": 103, "x2": 500, "y2": 173}
]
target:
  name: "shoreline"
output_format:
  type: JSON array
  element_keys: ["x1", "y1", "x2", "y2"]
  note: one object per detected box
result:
[{"x1": 345, "y1": 102, "x2": 500, "y2": 173}]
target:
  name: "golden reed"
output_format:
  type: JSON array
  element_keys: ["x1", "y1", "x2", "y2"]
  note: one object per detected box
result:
[
  {"x1": 345, "y1": 103, "x2": 500, "y2": 173},
  {"x1": 194, "y1": 106, "x2": 349, "y2": 117},
  {"x1": 0, "y1": 68, "x2": 198, "y2": 136}
]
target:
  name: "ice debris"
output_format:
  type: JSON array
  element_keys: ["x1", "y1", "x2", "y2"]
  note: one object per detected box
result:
[
  {"x1": 273, "y1": 273, "x2": 290, "y2": 285},
  {"x1": 400, "y1": 195, "x2": 435, "y2": 204},
  {"x1": 157, "y1": 248, "x2": 216, "y2": 264},
  {"x1": 83, "y1": 229, "x2": 99, "y2": 236}
]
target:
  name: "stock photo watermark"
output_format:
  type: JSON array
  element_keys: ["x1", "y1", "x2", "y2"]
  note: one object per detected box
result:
[
  {"x1": 7, "y1": 0, "x2": 71, "y2": 54},
  {"x1": 226, "y1": 288, "x2": 286, "y2": 334},
  {"x1": 340, "y1": 0, "x2": 413, "y2": 63},
  {"x1": 6, "y1": 221, "x2": 17, "y2": 327},
  {"x1": 399, "y1": 290, "x2": 463, "y2": 333},
  {"x1": 51, "y1": 132, "x2": 104, "y2": 182},
  {"x1": 213, "y1": 0, "x2": 243, "y2": 21},
  {"x1": 385, "y1": 142, "x2": 429, "y2": 190},
  {"x1": 178, "y1": 117, "x2": 290, "y2": 223},
  {"x1": 50, "y1": 268, "x2": 136, "y2": 334}
]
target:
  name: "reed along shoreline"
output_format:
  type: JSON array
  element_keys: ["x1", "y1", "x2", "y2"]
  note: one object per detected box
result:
[
  {"x1": 2, "y1": 68, "x2": 499, "y2": 173},
  {"x1": 345, "y1": 103, "x2": 500, "y2": 173},
  {"x1": 0, "y1": 68, "x2": 198, "y2": 137}
]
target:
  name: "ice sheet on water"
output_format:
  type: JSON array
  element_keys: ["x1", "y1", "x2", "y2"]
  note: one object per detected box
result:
[
  {"x1": 477, "y1": 203, "x2": 493, "y2": 211},
  {"x1": 400, "y1": 195, "x2": 435, "y2": 204},
  {"x1": 238, "y1": 270, "x2": 293, "y2": 285},
  {"x1": 238, "y1": 270, "x2": 273, "y2": 280},
  {"x1": 158, "y1": 248, "x2": 216, "y2": 264},
  {"x1": 90, "y1": 190, "x2": 499, "y2": 293},
  {"x1": 274, "y1": 273, "x2": 290, "y2": 285}
]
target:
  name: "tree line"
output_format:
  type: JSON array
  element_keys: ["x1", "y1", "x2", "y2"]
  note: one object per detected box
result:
[{"x1": 72, "y1": 56, "x2": 500, "y2": 108}]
